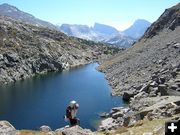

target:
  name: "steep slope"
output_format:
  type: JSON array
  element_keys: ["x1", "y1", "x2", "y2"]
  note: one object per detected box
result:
[
  {"x1": 99, "y1": 3, "x2": 180, "y2": 95},
  {"x1": 142, "y1": 3, "x2": 180, "y2": 38},
  {"x1": 97, "y1": 3, "x2": 180, "y2": 133},
  {"x1": 123, "y1": 19, "x2": 151, "y2": 39},
  {"x1": 0, "y1": 3, "x2": 57, "y2": 29},
  {"x1": 0, "y1": 16, "x2": 120, "y2": 85}
]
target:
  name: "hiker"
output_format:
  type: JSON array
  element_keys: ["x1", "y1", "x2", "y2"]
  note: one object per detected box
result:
[{"x1": 65, "y1": 100, "x2": 80, "y2": 126}]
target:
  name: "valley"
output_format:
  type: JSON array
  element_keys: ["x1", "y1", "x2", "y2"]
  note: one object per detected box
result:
[{"x1": 0, "y1": 1, "x2": 180, "y2": 135}]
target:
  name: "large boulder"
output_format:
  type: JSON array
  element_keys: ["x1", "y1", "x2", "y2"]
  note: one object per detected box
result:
[
  {"x1": 171, "y1": 71, "x2": 177, "y2": 78},
  {"x1": 158, "y1": 84, "x2": 168, "y2": 96},
  {"x1": 173, "y1": 43, "x2": 180, "y2": 49},
  {"x1": 170, "y1": 84, "x2": 179, "y2": 90},
  {"x1": 99, "y1": 112, "x2": 110, "y2": 118},
  {"x1": 122, "y1": 91, "x2": 135, "y2": 101},
  {"x1": 39, "y1": 125, "x2": 52, "y2": 133},
  {"x1": 159, "y1": 77, "x2": 166, "y2": 84},
  {"x1": 0, "y1": 54, "x2": 3, "y2": 61},
  {"x1": 4, "y1": 53, "x2": 19, "y2": 62},
  {"x1": 139, "y1": 83, "x2": 150, "y2": 93},
  {"x1": 175, "y1": 79, "x2": 180, "y2": 83},
  {"x1": 55, "y1": 125, "x2": 92, "y2": 135},
  {"x1": 112, "y1": 111, "x2": 124, "y2": 119},
  {"x1": 150, "y1": 81, "x2": 158, "y2": 88},
  {"x1": 0, "y1": 121, "x2": 18, "y2": 135},
  {"x1": 111, "y1": 107, "x2": 124, "y2": 113},
  {"x1": 98, "y1": 117, "x2": 119, "y2": 131},
  {"x1": 123, "y1": 116, "x2": 131, "y2": 127},
  {"x1": 172, "y1": 106, "x2": 180, "y2": 114}
]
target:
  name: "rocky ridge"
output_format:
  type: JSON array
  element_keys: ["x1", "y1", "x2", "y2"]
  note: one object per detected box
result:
[
  {"x1": 58, "y1": 20, "x2": 151, "y2": 48},
  {"x1": 0, "y1": 3, "x2": 57, "y2": 30},
  {"x1": 0, "y1": 16, "x2": 120, "y2": 85},
  {"x1": 142, "y1": 3, "x2": 180, "y2": 39}
]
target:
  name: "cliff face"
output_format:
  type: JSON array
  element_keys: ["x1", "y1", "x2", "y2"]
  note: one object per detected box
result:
[
  {"x1": 99, "y1": 3, "x2": 180, "y2": 95},
  {"x1": 0, "y1": 16, "x2": 119, "y2": 85}
]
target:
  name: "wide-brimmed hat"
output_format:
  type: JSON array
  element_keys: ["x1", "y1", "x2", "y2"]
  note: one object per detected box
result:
[{"x1": 70, "y1": 100, "x2": 76, "y2": 107}]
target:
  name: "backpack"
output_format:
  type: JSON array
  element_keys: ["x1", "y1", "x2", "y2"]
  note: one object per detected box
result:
[{"x1": 66, "y1": 106, "x2": 72, "y2": 119}]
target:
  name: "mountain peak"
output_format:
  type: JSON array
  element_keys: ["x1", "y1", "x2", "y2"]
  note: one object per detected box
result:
[
  {"x1": 1, "y1": 3, "x2": 11, "y2": 6},
  {"x1": 123, "y1": 19, "x2": 151, "y2": 39},
  {"x1": 133, "y1": 19, "x2": 151, "y2": 26},
  {"x1": 93, "y1": 23, "x2": 119, "y2": 35},
  {"x1": 59, "y1": 24, "x2": 92, "y2": 36},
  {"x1": 0, "y1": 3, "x2": 19, "y2": 12}
]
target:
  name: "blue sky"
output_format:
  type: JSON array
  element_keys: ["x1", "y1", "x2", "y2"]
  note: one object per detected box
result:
[{"x1": 0, "y1": 0, "x2": 179, "y2": 30}]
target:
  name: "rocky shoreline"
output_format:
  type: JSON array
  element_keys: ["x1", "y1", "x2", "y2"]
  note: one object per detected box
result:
[
  {"x1": 3, "y1": 64, "x2": 180, "y2": 135},
  {"x1": 98, "y1": 64, "x2": 180, "y2": 132},
  {"x1": 96, "y1": 62, "x2": 180, "y2": 134},
  {"x1": 0, "y1": 120, "x2": 94, "y2": 135}
]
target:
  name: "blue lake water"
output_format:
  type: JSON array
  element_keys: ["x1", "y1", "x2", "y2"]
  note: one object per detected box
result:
[{"x1": 0, "y1": 63, "x2": 124, "y2": 131}]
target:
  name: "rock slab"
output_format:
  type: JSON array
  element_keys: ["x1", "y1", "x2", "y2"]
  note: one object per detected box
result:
[
  {"x1": 55, "y1": 125, "x2": 92, "y2": 135},
  {"x1": 0, "y1": 121, "x2": 18, "y2": 135}
]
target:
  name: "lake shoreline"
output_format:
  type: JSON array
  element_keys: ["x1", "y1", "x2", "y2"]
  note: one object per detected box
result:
[
  {"x1": 0, "y1": 63, "x2": 124, "y2": 132},
  {"x1": 1, "y1": 56, "x2": 180, "y2": 135},
  {"x1": 0, "y1": 60, "x2": 93, "y2": 87}
]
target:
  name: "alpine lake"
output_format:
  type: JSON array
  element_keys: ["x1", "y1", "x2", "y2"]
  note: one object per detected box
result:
[{"x1": 0, "y1": 63, "x2": 125, "y2": 131}]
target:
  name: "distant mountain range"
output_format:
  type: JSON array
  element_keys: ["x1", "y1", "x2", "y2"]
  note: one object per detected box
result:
[
  {"x1": 58, "y1": 23, "x2": 135, "y2": 48},
  {"x1": 57, "y1": 20, "x2": 151, "y2": 48},
  {"x1": 0, "y1": 3, "x2": 151, "y2": 48}
]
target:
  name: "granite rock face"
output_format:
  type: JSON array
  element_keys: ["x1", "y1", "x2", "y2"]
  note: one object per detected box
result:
[
  {"x1": 55, "y1": 125, "x2": 92, "y2": 135},
  {"x1": 0, "y1": 121, "x2": 18, "y2": 135},
  {"x1": 39, "y1": 125, "x2": 52, "y2": 133}
]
